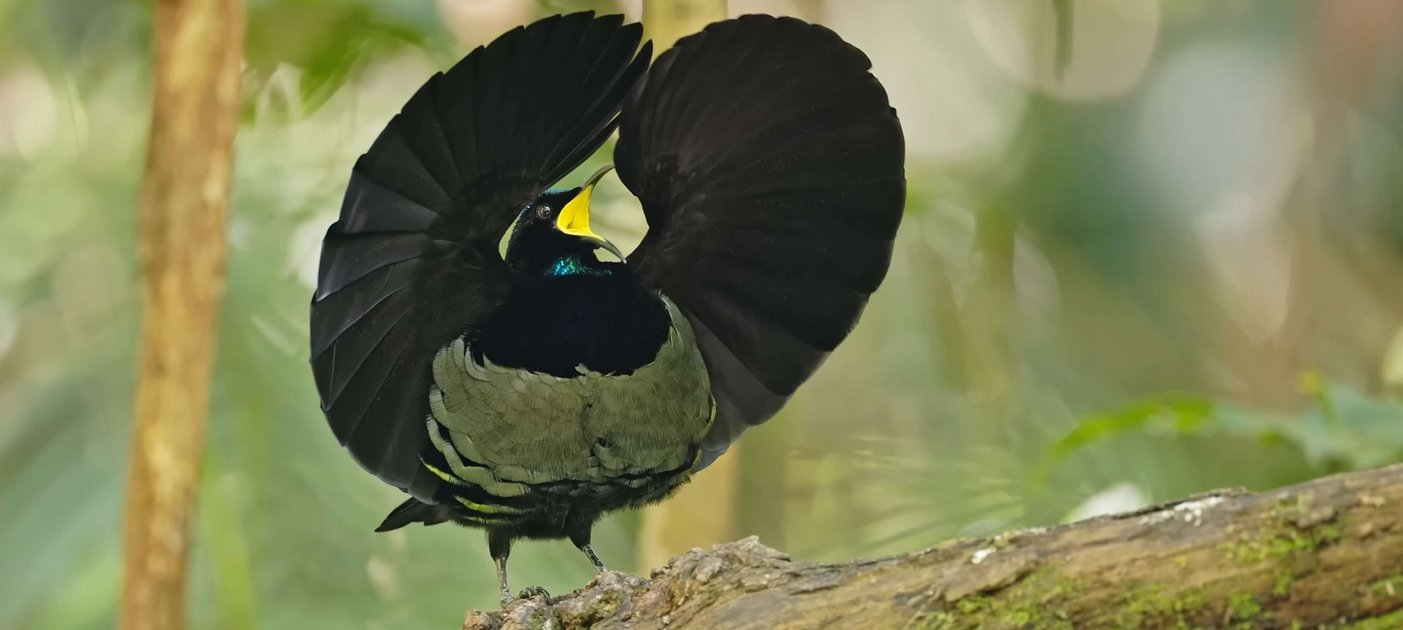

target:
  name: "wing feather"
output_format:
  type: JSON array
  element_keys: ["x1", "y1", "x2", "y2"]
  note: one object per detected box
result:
[
  {"x1": 617, "y1": 15, "x2": 904, "y2": 466},
  {"x1": 312, "y1": 12, "x2": 650, "y2": 493}
]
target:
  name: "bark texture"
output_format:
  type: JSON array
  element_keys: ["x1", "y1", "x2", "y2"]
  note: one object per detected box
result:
[
  {"x1": 465, "y1": 464, "x2": 1403, "y2": 629},
  {"x1": 120, "y1": 1, "x2": 244, "y2": 628}
]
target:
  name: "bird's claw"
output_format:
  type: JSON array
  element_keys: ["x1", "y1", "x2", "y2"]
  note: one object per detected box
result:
[
  {"x1": 499, "y1": 585, "x2": 550, "y2": 607},
  {"x1": 518, "y1": 585, "x2": 551, "y2": 600}
]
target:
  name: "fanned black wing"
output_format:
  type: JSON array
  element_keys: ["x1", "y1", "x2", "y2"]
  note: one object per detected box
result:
[
  {"x1": 311, "y1": 12, "x2": 651, "y2": 497},
  {"x1": 615, "y1": 15, "x2": 905, "y2": 467}
]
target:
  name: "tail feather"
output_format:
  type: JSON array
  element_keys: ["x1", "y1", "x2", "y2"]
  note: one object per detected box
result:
[{"x1": 374, "y1": 498, "x2": 451, "y2": 532}]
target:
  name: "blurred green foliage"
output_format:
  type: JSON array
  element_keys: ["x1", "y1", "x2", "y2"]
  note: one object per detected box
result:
[
  {"x1": 243, "y1": 1, "x2": 447, "y2": 117},
  {"x1": 2, "y1": 0, "x2": 1402, "y2": 628},
  {"x1": 1043, "y1": 376, "x2": 1403, "y2": 483}
]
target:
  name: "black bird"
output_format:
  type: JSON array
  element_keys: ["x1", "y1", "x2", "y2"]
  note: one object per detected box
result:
[{"x1": 310, "y1": 12, "x2": 904, "y2": 603}]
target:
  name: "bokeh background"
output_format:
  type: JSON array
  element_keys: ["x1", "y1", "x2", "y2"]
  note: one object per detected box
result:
[{"x1": 4, "y1": 0, "x2": 1403, "y2": 627}]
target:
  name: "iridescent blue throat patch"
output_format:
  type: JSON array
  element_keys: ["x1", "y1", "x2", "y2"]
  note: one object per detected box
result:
[{"x1": 547, "y1": 255, "x2": 612, "y2": 277}]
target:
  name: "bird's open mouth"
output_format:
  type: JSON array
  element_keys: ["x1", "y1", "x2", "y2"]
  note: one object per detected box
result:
[{"x1": 558, "y1": 165, "x2": 625, "y2": 261}]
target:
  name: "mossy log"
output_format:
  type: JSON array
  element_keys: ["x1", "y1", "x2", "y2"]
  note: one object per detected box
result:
[{"x1": 464, "y1": 464, "x2": 1403, "y2": 629}]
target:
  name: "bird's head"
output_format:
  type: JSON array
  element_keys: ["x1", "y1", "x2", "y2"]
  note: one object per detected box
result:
[{"x1": 506, "y1": 165, "x2": 625, "y2": 275}]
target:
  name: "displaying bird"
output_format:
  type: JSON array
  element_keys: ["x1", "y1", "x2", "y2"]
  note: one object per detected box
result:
[{"x1": 310, "y1": 11, "x2": 904, "y2": 604}]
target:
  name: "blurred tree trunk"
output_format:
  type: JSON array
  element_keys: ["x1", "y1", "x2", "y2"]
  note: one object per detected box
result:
[
  {"x1": 120, "y1": 1, "x2": 244, "y2": 629},
  {"x1": 636, "y1": 0, "x2": 735, "y2": 571},
  {"x1": 468, "y1": 464, "x2": 1403, "y2": 629}
]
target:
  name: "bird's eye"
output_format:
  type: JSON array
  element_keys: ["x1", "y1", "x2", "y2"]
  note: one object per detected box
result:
[{"x1": 535, "y1": 204, "x2": 553, "y2": 220}]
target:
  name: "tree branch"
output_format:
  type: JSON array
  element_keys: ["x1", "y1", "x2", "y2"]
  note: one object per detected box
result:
[
  {"x1": 120, "y1": 1, "x2": 244, "y2": 628},
  {"x1": 465, "y1": 464, "x2": 1403, "y2": 629},
  {"x1": 634, "y1": 0, "x2": 741, "y2": 571}
]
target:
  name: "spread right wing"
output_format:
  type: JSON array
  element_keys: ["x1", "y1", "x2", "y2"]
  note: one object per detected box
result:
[{"x1": 615, "y1": 16, "x2": 906, "y2": 468}]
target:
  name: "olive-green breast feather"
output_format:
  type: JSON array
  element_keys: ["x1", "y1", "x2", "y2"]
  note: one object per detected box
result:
[{"x1": 428, "y1": 298, "x2": 712, "y2": 489}]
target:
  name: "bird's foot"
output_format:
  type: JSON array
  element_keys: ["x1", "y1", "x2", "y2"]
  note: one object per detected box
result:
[
  {"x1": 518, "y1": 585, "x2": 551, "y2": 600},
  {"x1": 499, "y1": 585, "x2": 550, "y2": 607}
]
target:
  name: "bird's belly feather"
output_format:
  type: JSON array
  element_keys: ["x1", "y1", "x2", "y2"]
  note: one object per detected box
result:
[{"x1": 423, "y1": 297, "x2": 712, "y2": 529}]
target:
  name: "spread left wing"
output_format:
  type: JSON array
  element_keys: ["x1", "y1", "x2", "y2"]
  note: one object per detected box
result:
[{"x1": 311, "y1": 12, "x2": 651, "y2": 498}]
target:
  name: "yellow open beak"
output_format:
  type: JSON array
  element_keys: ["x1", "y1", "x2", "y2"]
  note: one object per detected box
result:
[{"x1": 556, "y1": 164, "x2": 624, "y2": 260}]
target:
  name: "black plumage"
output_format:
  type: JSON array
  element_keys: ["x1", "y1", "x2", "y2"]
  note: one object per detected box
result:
[
  {"x1": 618, "y1": 15, "x2": 905, "y2": 466},
  {"x1": 310, "y1": 11, "x2": 904, "y2": 604},
  {"x1": 469, "y1": 187, "x2": 671, "y2": 379},
  {"x1": 312, "y1": 13, "x2": 652, "y2": 498}
]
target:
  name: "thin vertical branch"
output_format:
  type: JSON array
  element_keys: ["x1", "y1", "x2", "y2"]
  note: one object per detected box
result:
[
  {"x1": 637, "y1": 0, "x2": 731, "y2": 570},
  {"x1": 642, "y1": 0, "x2": 728, "y2": 51},
  {"x1": 121, "y1": 1, "x2": 244, "y2": 628}
]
